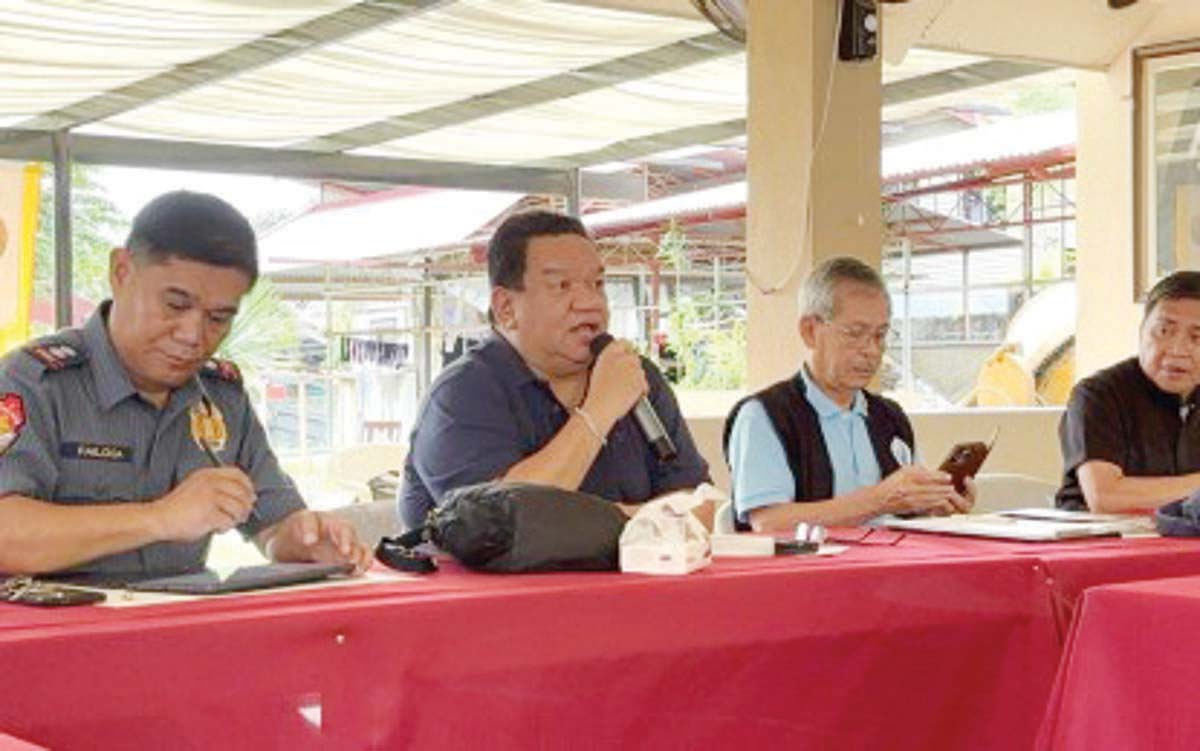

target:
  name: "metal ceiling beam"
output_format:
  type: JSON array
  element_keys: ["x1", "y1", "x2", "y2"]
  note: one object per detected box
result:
[
  {"x1": 538, "y1": 59, "x2": 1054, "y2": 168},
  {"x1": 548, "y1": 0, "x2": 702, "y2": 20},
  {"x1": 532, "y1": 119, "x2": 746, "y2": 169},
  {"x1": 0, "y1": 129, "x2": 643, "y2": 201},
  {"x1": 883, "y1": 59, "x2": 1054, "y2": 106},
  {"x1": 17, "y1": 0, "x2": 447, "y2": 132},
  {"x1": 296, "y1": 31, "x2": 741, "y2": 153}
]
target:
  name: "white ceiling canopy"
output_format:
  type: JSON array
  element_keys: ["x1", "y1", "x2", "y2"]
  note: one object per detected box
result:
[
  {"x1": 882, "y1": 0, "x2": 1166, "y2": 69},
  {"x1": 0, "y1": 0, "x2": 1106, "y2": 189}
]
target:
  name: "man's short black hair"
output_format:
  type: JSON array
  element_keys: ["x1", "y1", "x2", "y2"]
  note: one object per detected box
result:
[
  {"x1": 1145, "y1": 270, "x2": 1200, "y2": 319},
  {"x1": 125, "y1": 190, "x2": 258, "y2": 282},
  {"x1": 487, "y1": 210, "x2": 589, "y2": 291}
]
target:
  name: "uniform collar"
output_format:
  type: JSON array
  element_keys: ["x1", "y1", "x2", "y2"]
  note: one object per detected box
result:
[
  {"x1": 800, "y1": 365, "x2": 867, "y2": 418},
  {"x1": 83, "y1": 301, "x2": 140, "y2": 413}
]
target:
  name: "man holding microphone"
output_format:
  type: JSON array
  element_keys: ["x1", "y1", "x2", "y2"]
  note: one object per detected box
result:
[{"x1": 400, "y1": 210, "x2": 709, "y2": 528}]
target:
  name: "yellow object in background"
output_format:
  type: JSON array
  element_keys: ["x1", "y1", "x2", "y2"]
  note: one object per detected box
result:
[
  {"x1": 974, "y1": 345, "x2": 1037, "y2": 406},
  {"x1": 1034, "y1": 343, "x2": 1074, "y2": 405},
  {"x1": 0, "y1": 162, "x2": 41, "y2": 355}
]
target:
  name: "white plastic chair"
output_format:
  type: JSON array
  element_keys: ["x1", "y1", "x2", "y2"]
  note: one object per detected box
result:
[
  {"x1": 714, "y1": 499, "x2": 737, "y2": 534},
  {"x1": 328, "y1": 499, "x2": 404, "y2": 549},
  {"x1": 969, "y1": 473, "x2": 1058, "y2": 514},
  {"x1": 326, "y1": 443, "x2": 408, "y2": 504}
]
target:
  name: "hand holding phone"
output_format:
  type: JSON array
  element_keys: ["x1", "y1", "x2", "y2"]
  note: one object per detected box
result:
[{"x1": 938, "y1": 428, "x2": 998, "y2": 493}]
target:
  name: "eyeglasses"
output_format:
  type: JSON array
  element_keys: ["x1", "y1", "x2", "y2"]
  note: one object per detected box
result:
[
  {"x1": 826, "y1": 528, "x2": 906, "y2": 546},
  {"x1": 820, "y1": 319, "x2": 890, "y2": 350}
]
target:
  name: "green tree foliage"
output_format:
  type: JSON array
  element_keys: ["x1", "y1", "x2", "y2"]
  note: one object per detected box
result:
[
  {"x1": 32, "y1": 167, "x2": 300, "y2": 382},
  {"x1": 217, "y1": 277, "x2": 299, "y2": 380},
  {"x1": 667, "y1": 291, "x2": 746, "y2": 390},
  {"x1": 656, "y1": 219, "x2": 689, "y2": 269},
  {"x1": 655, "y1": 224, "x2": 746, "y2": 389},
  {"x1": 33, "y1": 166, "x2": 125, "y2": 323}
]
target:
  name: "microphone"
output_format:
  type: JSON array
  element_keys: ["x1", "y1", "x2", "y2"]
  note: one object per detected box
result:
[{"x1": 589, "y1": 333, "x2": 678, "y2": 462}]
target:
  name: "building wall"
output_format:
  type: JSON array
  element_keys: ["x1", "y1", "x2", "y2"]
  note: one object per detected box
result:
[{"x1": 1076, "y1": 7, "x2": 1200, "y2": 379}]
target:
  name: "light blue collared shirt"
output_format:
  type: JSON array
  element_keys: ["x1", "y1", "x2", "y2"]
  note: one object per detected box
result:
[{"x1": 729, "y1": 368, "x2": 904, "y2": 524}]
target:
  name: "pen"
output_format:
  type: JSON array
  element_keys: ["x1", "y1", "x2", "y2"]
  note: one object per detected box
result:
[{"x1": 197, "y1": 391, "x2": 258, "y2": 522}]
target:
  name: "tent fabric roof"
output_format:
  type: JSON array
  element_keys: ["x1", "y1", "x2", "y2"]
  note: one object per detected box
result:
[{"x1": 0, "y1": 0, "x2": 1065, "y2": 173}]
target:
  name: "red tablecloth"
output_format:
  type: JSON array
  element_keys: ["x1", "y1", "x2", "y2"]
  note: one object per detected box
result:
[
  {"x1": 0, "y1": 733, "x2": 46, "y2": 751},
  {"x1": 1037, "y1": 573, "x2": 1200, "y2": 750},
  {"x1": 2, "y1": 534, "x2": 1198, "y2": 750}
]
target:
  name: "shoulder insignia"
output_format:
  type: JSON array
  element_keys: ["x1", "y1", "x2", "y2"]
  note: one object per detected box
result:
[
  {"x1": 0, "y1": 393, "x2": 26, "y2": 457},
  {"x1": 23, "y1": 340, "x2": 87, "y2": 372},
  {"x1": 201, "y1": 358, "x2": 242, "y2": 384}
]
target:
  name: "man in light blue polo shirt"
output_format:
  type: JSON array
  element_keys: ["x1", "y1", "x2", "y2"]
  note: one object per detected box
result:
[{"x1": 723, "y1": 257, "x2": 973, "y2": 532}]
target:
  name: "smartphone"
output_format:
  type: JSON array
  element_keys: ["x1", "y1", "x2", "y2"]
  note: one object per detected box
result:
[{"x1": 938, "y1": 428, "x2": 998, "y2": 493}]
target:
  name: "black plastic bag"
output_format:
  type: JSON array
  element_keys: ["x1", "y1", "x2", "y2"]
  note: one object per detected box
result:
[{"x1": 429, "y1": 482, "x2": 628, "y2": 572}]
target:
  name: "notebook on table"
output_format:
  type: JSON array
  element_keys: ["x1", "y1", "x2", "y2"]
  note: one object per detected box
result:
[
  {"x1": 52, "y1": 562, "x2": 354, "y2": 595},
  {"x1": 879, "y1": 511, "x2": 1141, "y2": 542}
]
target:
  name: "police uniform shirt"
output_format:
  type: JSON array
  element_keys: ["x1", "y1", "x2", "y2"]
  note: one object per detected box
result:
[
  {"x1": 0, "y1": 302, "x2": 305, "y2": 574},
  {"x1": 1056, "y1": 356, "x2": 1200, "y2": 510}
]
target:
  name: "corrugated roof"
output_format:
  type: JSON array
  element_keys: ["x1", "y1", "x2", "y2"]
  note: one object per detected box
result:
[
  {"x1": 882, "y1": 110, "x2": 1075, "y2": 180},
  {"x1": 581, "y1": 110, "x2": 1076, "y2": 233},
  {"x1": 260, "y1": 187, "x2": 520, "y2": 270}
]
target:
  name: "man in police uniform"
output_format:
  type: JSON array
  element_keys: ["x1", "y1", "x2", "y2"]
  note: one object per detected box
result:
[{"x1": 0, "y1": 190, "x2": 373, "y2": 576}]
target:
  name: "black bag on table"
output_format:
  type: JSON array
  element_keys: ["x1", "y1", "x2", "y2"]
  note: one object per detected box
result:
[{"x1": 377, "y1": 482, "x2": 629, "y2": 573}]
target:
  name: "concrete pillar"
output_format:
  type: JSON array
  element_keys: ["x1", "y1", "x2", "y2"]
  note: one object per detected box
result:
[
  {"x1": 1074, "y1": 70, "x2": 1141, "y2": 378},
  {"x1": 745, "y1": 0, "x2": 883, "y2": 389}
]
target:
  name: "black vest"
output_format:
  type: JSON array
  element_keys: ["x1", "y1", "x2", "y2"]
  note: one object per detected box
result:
[{"x1": 722, "y1": 373, "x2": 915, "y2": 530}]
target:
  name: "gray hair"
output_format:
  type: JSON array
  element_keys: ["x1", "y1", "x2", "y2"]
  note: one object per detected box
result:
[{"x1": 799, "y1": 256, "x2": 890, "y2": 320}]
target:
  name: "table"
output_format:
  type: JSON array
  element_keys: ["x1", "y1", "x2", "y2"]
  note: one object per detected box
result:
[
  {"x1": 1037, "y1": 573, "x2": 1200, "y2": 750},
  {"x1": 2, "y1": 534, "x2": 1198, "y2": 750},
  {"x1": 0, "y1": 733, "x2": 45, "y2": 751}
]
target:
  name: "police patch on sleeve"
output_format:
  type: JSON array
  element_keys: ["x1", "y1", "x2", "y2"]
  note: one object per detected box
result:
[{"x1": 0, "y1": 393, "x2": 26, "y2": 457}]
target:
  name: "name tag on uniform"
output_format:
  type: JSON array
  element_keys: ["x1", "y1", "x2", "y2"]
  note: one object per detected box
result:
[{"x1": 60, "y1": 442, "x2": 133, "y2": 463}]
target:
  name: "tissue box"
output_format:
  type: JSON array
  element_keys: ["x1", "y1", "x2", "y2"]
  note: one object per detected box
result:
[{"x1": 619, "y1": 488, "x2": 714, "y2": 575}]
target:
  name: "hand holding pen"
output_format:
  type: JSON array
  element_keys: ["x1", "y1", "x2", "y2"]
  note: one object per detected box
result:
[
  {"x1": 149, "y1": 394, "x2": 259, "y2": 541},
  {"x1": 194, "y1": 393, "x2": 259, "y2": 524}
]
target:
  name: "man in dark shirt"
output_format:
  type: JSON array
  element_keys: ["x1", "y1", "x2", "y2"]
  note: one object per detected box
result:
[
  {"x1": 400, "y1": 211, "x2": 709, "y2": 529},
  {"x1": 1057, "y1": 271, "x2": 1200, "y2": 512}
]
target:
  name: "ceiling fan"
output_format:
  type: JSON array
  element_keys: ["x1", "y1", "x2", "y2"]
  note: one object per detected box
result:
[
  {"x1": 689, "y1": 0, "x2": 915, "y2": 46},
  {"x1": 690, "y1": 0, "x2": 745, "y2": 43}
]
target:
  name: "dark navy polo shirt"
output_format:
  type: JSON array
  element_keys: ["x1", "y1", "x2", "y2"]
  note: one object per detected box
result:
[{"x1": 400, "y1": 334, "x2": 709, "y2": 529}]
